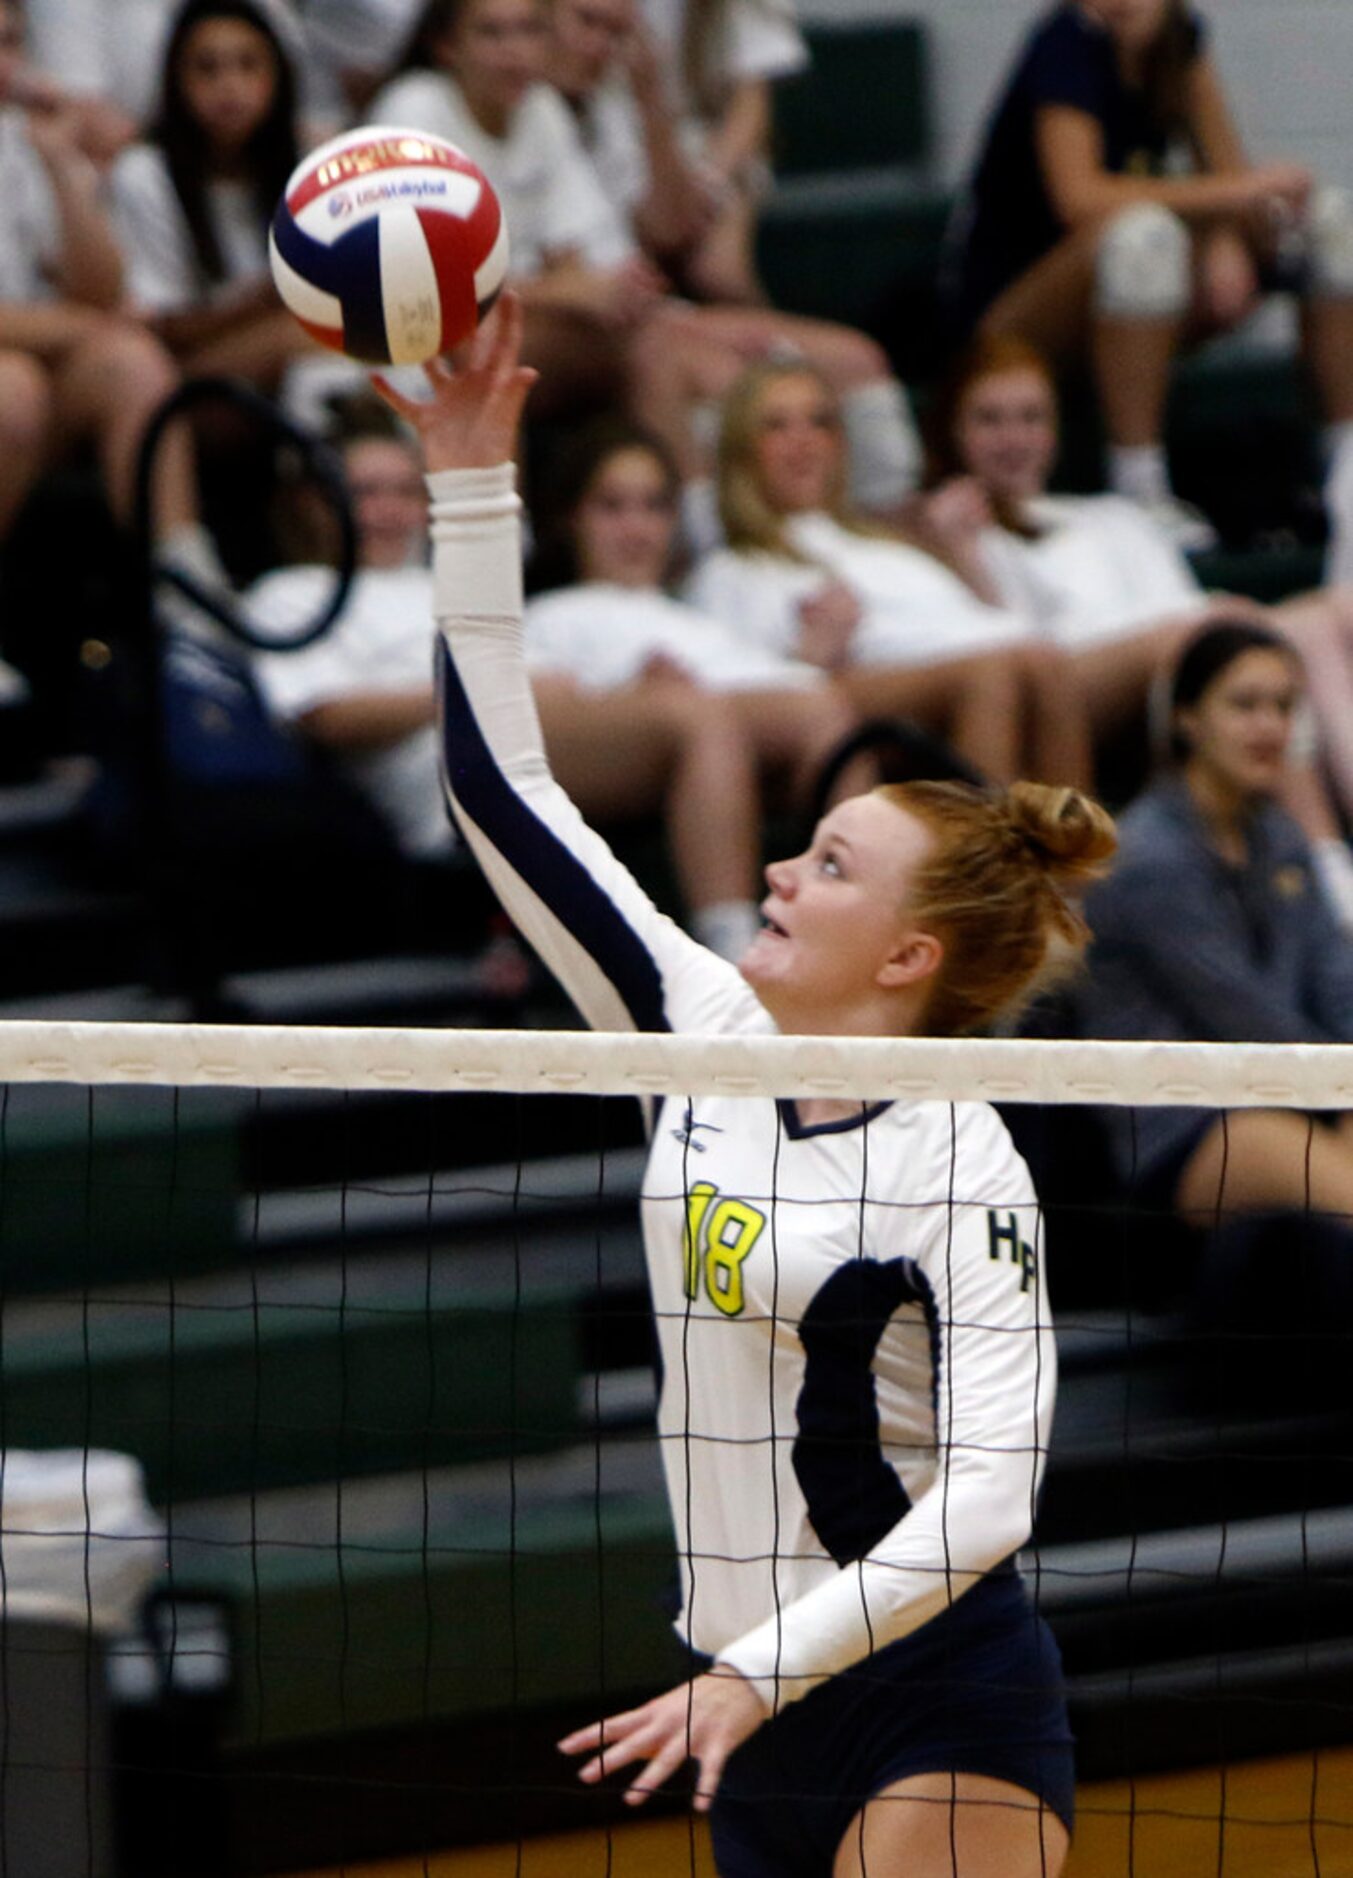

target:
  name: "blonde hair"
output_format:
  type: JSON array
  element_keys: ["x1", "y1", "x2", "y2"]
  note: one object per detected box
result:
[
  {"x1": 879, "y1": 779, "x2": 1117, "y2": 1036},
  {"x1": 716, "y1": 361, "x2": 851, "y2": 560}
]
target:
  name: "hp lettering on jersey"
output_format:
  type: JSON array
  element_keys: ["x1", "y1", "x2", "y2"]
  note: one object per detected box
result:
[{"x1": 988, "y1": 1209, "x2": 1038, "y2": 1292}]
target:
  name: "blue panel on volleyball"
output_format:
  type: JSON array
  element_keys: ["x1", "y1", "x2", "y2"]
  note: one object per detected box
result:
[{"x1": 271, "y1": 211, "x2": 389, "y2": 364}]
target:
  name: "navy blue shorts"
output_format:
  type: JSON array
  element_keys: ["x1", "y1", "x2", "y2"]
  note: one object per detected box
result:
[{"x1": 709, "y1": 1567, "x2": 1074, "y2": 1878}]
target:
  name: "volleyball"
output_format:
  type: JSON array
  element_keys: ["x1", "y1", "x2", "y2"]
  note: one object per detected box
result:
[{"x1": 269, "y1": 126, "x2": 509, "y2": 367}]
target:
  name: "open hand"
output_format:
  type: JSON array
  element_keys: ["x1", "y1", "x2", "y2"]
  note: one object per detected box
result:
[
  {"x1": 372, "y1": 290, "x2": 537, "y2": 473},
  {"x1": 558, "y1": 1668, "x2": 767, "y2": 1812},
  {"x1": 796, "y1": 580, "x2": 861, "y2": 670}
]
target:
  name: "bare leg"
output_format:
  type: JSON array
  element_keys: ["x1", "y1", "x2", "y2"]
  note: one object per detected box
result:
[
  {"x1": 0, "y1": 351, "x2": 53, "y2": 537},
  {"x1": 680, "y1": 188, "x2": 765, "y2": 307},
  {"x1": 836, "y1": 653, "x2": 1024, "y2": 783},
  {"x1": 1301, "y1": 295, "x2": 1353, "y2": 425},
  {"x1": 47, "y1": 317, "x2": 197, "y2": 533},
  {"x1": 982, "y1": 224, "x2": 1183, "y2": 449},
  {"x1": 674, "y1": 304, "x2": 890, "y2": 392},
  {"x1": 624, "y1": 311, "x2": 744, "y2": 480},
  {"x1": 1015, "y1": 644, "x2": 1093, "y2": 787},
  {"x1": 1176, "y1": 1110, "x2": 1353, "y2": 1229},
  {"x1": 532, "y1": 676, "x2": 761, "y2": 913},
  {"x1": 1271, "y1": 588, "x2": 1353, "y2": 820},
  {"x1": 728, "y1": 683, "x2": 861, "y2": 808},
  {"x1": 833, "y1": 1771, "x2": 1069, "y2": 1878},
  {"x1": 1091, "y1": 313, "x2": 1182, "y2": 448},
  {"x1": 1071, "y1": 621, "x2": 1189, "y2": 743},
  {"x1": 180, "y1": 306, "x2": 319, "y2": 391}
]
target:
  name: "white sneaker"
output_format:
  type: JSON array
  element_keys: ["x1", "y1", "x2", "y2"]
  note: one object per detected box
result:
[{"x1": 1135, "y1": 494, "x2": 1218, "y2": 554}]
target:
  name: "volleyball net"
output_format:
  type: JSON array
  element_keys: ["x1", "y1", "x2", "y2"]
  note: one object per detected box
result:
[{"x1": 0, "y1": 1021, "x2": 1350, "y2": 1877}]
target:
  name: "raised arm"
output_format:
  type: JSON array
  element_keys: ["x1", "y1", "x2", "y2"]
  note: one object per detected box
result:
[{"x1": 375, "y1": 296, "x2": 751, "y2": 1036}]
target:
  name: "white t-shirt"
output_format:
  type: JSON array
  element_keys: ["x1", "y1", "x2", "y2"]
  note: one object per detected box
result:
[
  {"x1": 686, "y1": 513, "x2": 1032, "y2": 670},
  {"x1": 368, "y1": 71, "x2": 632, "y2": 279},
  {"x1": 981, "y1": 494, "x2": 1210, "y2": 651},
  {"x1": 566, "y1": 81, "x2": 651, "y2": 264},
  {"x1": 525, "y1": 580, "x2": 821, "y2": 690},
  {"x1": 110, "y1": 142, "x2": 271, "y2": 313},
  {"x1": 26, "y1": 0, "x2": 313, "y2": 126},
  {"x1": 248, "y1": 563, "x2": 451, "y2": 859},
  {"x1": 0, "y1": 110, "x2": 63, "y2": 302},
  {"x1": 430, "y1": 462, "x2": 1055, "y2": 1709},
  {"x1": 639, "y1": 0, "x2": 807, "y2": 122}
]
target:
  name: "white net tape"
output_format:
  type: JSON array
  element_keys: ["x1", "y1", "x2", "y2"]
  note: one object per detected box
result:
[{"x1": 0, "y1": 1019, "x2": 1346, "y2": 1105}]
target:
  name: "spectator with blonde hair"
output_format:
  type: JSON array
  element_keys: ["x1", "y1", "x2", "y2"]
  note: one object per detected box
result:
[{"x1": 687, "y1": 359, "x2": 1093, "y2": 788}]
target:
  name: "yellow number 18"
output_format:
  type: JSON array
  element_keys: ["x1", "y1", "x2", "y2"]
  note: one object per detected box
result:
[{"x1": 683, "y1": 1182, "x2": 765, "y2": 1317}]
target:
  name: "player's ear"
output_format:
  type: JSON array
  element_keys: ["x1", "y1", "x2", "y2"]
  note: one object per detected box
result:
[{"x1": 877, "y1": 928, "x2": 942, "y2": 990}]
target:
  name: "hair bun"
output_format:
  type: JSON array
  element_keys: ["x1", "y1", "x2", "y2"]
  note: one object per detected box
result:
[{"x1": 1006, "y1": 782, "x2": 1117, "y2": 882}]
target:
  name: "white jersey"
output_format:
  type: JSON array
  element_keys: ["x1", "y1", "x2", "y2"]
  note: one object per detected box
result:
[
  {"x1": 368, "y1": 71, "x2": 633, "y2": 279},
  {"x1": 686, "y1": 513, "x2": 1031, "y2": 672},
  {"x1": 981, "y1": 493, "x2": 1209, "y2": 651},
  {"x1": 431, "y1": 464, "x2": 1056, "y2": 1709},
  {"x1": 524, "y1": 580, "x2": 821, "y2": 691},
  {"x1": 110, "y1": 143, "x2": 271, "y2": 313},
  {"x1": 248, "y1": 562, "x2": 451, "y2": 860}
]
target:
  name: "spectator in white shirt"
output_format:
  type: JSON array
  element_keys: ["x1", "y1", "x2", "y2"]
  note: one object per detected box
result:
[
  {"x1": 373, "y1": 0, "x2": 917, "y2": 542},
  {"x1": 109, "y1": 0, "x2": 316, "y2": 391},
  {"x1": 0, "y1": 0, "x2": 202, "y2": 583},
  {"x1": 928, "y1": 333, "x2": 1353, "y2": 871},
  {"x1": 688, "y1": 360, "x2": 1092, "y2": 788},
  {"x1": 251, "y1": 405, "x2": 828, "y2": 957}
]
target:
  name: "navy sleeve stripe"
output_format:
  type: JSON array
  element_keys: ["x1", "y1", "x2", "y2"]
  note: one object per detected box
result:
[{"x1": 438, "y1": 636, "x2": 671, "y2": 1036}]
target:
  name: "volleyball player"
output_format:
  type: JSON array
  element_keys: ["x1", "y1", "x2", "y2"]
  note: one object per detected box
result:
[{"x1": 376, "y1": 294, "x2": 1116, "y2": 1878}]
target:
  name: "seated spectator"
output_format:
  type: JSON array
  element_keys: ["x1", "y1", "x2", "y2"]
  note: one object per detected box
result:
[
  {"x1": 685, "y1": 360, "x2": 1093, "y2": 787},
  {"x1": 296, "y1": 0, "x2": 423, "y2": 119},
  {"x1": 943, "y1": 0, "x2": 1353, "y2": 549},
  {"x1": 372, "y1": 0, "x2": 918, "y2": 539},
  {"x1": 928, "y1": 333, "x2": 1353, "y2": 889},
  {"x1": 556, "y1": 0, "x2": 804, "y2": 305},
  {"x1": 1078, "y1": 620, "x2": 1353, "y2": 1231},
  {"x1": 109, "y1": 0, "x2": 317, "y2": 392},
  {"x1": 24, "y1": 0, "x2": 313, "y2": 164},
  {"x1": 248, "y1": 405, "x2": 811, "y2": 959},
  {"x1": 0, "y1": 0, "x2": 208, "y2": 653},
  {"x1": 526, "y1": 417, "x2": 861, "y2": 816}
]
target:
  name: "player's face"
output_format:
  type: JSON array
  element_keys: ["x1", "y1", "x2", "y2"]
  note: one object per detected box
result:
[
  {"x1": 441, "y1": 0, "x2": 546, "y2": 120},
  {"x1": 550, "y1": 0, "x2": 631, "y2": 89},
  {"x1": 741, "y1": 794, "x2": 939, "y2": 1033},
  {"x1": 178, "y1": 17, "x2": 278, "y2": 154},
  {"x1": 1177, "y1": 648, "x2": 1302, "y2": 803},
  {"x1": 1080, "y1": 0, "x2": 1172, "y2": 53},
  {"x1": 346, "y1": 439, "x2": 428, "y2": 571},
  {"x1": 573, "y1": 447, "x2": 675, "y2": 588},
  {"x1": 750, "y1": 374, "x2": 844, "y2": 517},
  {"x1": 954, "y1": 367, "x2": 1058, "y2": 506}
]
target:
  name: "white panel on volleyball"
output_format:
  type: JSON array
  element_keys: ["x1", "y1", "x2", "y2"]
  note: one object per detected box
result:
[
  {"x1": 377, "y1": 202, "x2": 444, "y2": 365},
  {"x1": 267, "y1": 234, "x2": 343, "y2": 332}
]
